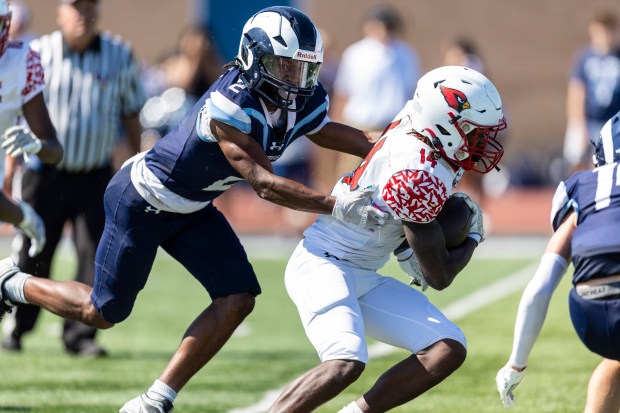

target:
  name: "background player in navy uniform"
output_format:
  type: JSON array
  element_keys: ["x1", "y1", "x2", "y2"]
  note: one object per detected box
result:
[
  {"x1": 0, "y1": 6, "x2": 386, "y2": 413},
  {"x1": 496, "y1": 112, "x2": 620, "y2": 412}
]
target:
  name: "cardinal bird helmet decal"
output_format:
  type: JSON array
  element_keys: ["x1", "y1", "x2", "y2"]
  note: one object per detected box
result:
[{"x1": 439, "y1": 85, "x2": 471, "y2": 113}]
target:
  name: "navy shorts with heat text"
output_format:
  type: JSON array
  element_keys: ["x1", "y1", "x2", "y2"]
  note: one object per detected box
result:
[{"x1": 569, "y1": 288, "x2": 620, "y2": 361}]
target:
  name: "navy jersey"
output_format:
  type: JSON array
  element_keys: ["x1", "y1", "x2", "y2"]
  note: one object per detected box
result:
[
  {"x1": 550, "y1": 162, "x2": 620, "y2": 283},
  {"x1": 138, "y1": 67, "x2": 330, "y2": 209},
  {"x1": 570, "y1": 47, "x2": 620, "y2": 123}
]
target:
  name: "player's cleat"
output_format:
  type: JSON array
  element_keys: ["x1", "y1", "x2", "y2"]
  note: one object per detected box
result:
[
  {"x1": 65, "y1": 339, "x2": 108, "y2": 358},
  {"x1": 119, "y1": 394, "x2": 174, "y2": 413},
  {"x1": 1, "y1": 333, "x2": 22, "y2": 352},
  {"x1": 0, "y1": 258, "x2": 19, "y2": 323}
]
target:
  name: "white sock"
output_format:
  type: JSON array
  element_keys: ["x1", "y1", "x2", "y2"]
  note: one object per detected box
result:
[
  {"x1": 146, "y1": 379, "x2": 177, "y2": 403},
  {"x1": 3, "y1": 272, "x2": 31, "y2": 304},
  {"x1": 338, "y1": 401, "x2": 364, "y2": 413}
]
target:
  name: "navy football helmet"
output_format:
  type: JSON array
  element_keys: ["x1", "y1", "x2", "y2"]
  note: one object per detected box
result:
[
  {"x1": 593, "y1": 112, "x2": 620, "y2": 167},
  {"x1": 237, "y1": 6, "x2": 323, "y2": 112},
  {"x1": 0, "y1": 0, "x2": 11, "y2": 58}
]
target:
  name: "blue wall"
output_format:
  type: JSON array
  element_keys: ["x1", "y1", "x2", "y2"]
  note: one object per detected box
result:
[{"x1": 200, "y1": 0, "x2": 293, "y2": 63}]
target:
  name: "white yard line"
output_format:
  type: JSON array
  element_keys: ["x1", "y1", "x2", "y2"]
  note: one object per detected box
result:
[{"x1": 228, "y1": 262, "x2": 538, "y2": 413}]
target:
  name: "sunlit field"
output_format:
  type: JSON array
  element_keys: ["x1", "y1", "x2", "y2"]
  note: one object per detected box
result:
[{"x1": 0, "y1": 237, "x2": 598, "y2": 413}]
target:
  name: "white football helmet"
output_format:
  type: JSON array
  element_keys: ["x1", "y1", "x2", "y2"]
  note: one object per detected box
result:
[
  {"x1": 593, "y1": 111, "x2": 620, "y2": 167},
  {"x1": 410, "y1": 66, "x2": 506, "y2": 173},
  {"x1": 0, "y1": 0, "x2": 11, "y2": 58},
  {"x1": 237, "y1": 6, "x2": 323, "y2": 112}
]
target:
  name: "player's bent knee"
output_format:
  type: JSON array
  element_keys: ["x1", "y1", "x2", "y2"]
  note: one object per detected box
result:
[
  {"x1": 439, "y1": 339, "x2": 467, "y2": 371},
  {"x1": 216, "y1": 293, "x2": 256, "y2": 320},
  {"x1": 83, "y1": 303, "x2": 115, "y2": 329},
  {"x1": 324, "y1": 359, "x2": 366, "y2": 384}
]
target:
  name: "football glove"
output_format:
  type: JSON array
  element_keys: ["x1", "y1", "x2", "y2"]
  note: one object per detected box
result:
[
  {"x1": 16, "y1": 201, "x2": 46, "y2": 257},
  {"x1": 395, "y1": 247, "x2": 428, "y2": 291},
  {"x1": 496, "y1": 363, "x2": 526, "y2": 408},
  {"x1": 333, "y1": 185, "x2": 386, "y2": 231},
  {"x1": 450, "y1": 192, "x2": 484, "y2": 244},
  {"x1": 1, "y1": 125, "x2": 42, "y2": 158}
]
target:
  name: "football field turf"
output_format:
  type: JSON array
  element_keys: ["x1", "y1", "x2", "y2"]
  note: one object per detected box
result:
[{"x1": 0, "y1": 237, "x2": 599, "y2": 412}]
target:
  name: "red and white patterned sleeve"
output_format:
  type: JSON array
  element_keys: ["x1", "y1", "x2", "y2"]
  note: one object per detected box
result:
[
  {"x1": 21, "y1": 48, "x2": 46, "y2": 104},
  {"x1": 381, "y1": 169, "x2": 449, "y2": 223}
]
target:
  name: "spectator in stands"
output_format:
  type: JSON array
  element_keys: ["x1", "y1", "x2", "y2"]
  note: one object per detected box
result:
[
  {"x1": 441, "y1": 36, "x2": 485, "y2": 75},
  {"x1": 161, "y1": 25, "x2": 224, "y2": 104},
  {"x1": 1, "y1": 0, "x2": 145, "y2": 357},
  {"x1": 331, "y1": 4, "x2": 421, "y2": 176},
  {"x1": 7, "y1": 0, "x2": 35, "y2": 43},
  {"x1": 564, "y1": 10, "x2": 620, "y2": 172}
]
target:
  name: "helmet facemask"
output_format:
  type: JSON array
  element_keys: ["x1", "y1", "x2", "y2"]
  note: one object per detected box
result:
[
  {"x1": 257, "y1": 54, "x2": 320, "y2": 110},
  {"x1": 447, "y1": 114, "x2": 506, "y2": 173}
]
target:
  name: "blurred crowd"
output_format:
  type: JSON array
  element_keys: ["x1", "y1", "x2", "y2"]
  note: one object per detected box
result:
[{"x1": 6, "y1": 1, "x2": 620, "y2": 219}]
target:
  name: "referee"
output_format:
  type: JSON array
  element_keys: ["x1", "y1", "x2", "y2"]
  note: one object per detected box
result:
[{"x1": 2, "y1": 0, "x2": 145, "y2": 356}]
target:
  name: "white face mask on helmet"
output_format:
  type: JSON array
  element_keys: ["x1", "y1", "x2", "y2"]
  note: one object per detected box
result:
[
  {"x1": 0, "y1": 0, "x2": 11, "y2": 59},
  {"x1": 593, "y1": 111, "x2": 620, "y2": 167},
  {"x1": 409, "y1": 66, "x2": 507, "y2": 173},
  {"x1": 237, "y1": 6, "x2": 323, "y2": 112}
]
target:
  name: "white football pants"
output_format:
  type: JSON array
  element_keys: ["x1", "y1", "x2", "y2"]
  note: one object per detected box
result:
[{"x1": 285, "y1": 240, "x2": 467, "y2": 363}]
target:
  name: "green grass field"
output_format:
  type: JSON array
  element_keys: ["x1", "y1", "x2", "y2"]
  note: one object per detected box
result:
[{"x1": 0, "y1": 240, "x2": 599, "y2": 413}]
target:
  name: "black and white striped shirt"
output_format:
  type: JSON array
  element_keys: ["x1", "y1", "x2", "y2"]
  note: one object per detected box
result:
[{"x1": 33, "y1": 30, "x2": 145, "y2": 172}]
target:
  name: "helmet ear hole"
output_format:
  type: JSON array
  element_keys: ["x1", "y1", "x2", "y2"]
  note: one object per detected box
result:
[{"x1": 240, "y1": 47, "x2": 249, "y2": 66}]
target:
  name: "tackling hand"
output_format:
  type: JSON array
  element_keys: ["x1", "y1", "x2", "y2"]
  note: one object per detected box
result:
[
  {"x1": 496, "y1": 363, "x2": 526, "y2": 408},
  {"x1": 1, "y1": 125, "x2": 42, "y2": 158},
  {"x1": 451, "y1": 192, "x2": 485, "y2": 243},
  {"x1": 16, "y1": 201, "x2": 46, "y2": 257},
  {"x1": 395, "y1": 247, "x2": 428, "y2": 291},
  {"x1": 332, "y1": 186, "x2": 386, "y2": 231}
]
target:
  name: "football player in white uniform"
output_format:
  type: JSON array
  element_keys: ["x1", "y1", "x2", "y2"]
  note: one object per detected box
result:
[
  {"x1": 269, "y1": 66, "x2": 507, "y2": 413},
  {"x1": 0, "y1": 0, "x2": 63, "y2": 257}
]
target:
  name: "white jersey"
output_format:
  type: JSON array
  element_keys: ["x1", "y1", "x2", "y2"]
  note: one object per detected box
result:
[
  {"x1": 0, "y1": 41, "x2": 45, "y2": 133},
  {"x1": 304, "y1": 102, "x2": 461, "y2": 270}
]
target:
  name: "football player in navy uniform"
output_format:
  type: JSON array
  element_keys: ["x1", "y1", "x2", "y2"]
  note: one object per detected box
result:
[
  {"x1": 496, "y1": 112, "x2": 620, "y2": 412},
  {"x1": 0, "y1": 6, "x2": 386, "y2": 413}
]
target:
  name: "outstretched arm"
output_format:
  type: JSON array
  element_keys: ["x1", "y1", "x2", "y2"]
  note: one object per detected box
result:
[
  {"x1": 496, "y1": 211, "x2": 575, "y2": 408},
  {"x1": 508, "y1": 212, "x2": 574, "y2": 368},
  {"x1": 307, "y1": 121, "x2": 375, "y2": 158},
  {"x1": 211, "y1": 119, "x2": 385, "y2": 229}
]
